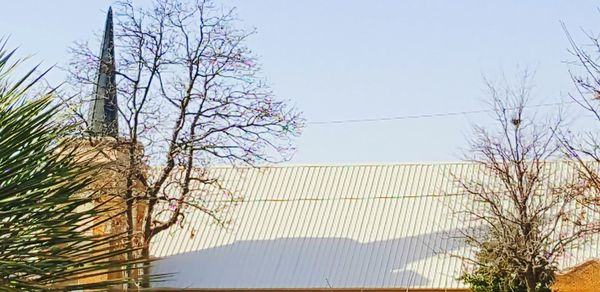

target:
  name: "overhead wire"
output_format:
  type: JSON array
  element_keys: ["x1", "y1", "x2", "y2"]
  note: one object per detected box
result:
[{"x1": 307, "y1": 100, "x2": 576, "y2": 125}]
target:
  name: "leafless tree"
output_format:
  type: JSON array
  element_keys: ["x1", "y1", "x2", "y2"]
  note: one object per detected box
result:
[
  {"x1": 560, "y1": 24, "x2": 600, "y2": 211},
  {"x1": 65, "y1": 0, "x2": 302, "y2": 287},
  {"x1": 455, "y1": 75, "x2": 600, "y2": 292}
]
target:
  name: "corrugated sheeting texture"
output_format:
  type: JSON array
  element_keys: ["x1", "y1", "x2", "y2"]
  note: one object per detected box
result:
[{"x1": 149, "y1": 163, "x2": 600, "y2": 289}]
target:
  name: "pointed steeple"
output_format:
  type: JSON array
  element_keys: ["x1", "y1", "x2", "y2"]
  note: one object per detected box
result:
[{"x1": 88, "y1": 7, "x2": 118, "y2": 137}]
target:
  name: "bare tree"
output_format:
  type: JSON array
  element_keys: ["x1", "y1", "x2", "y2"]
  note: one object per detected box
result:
[
  {"x1": 455, "y1": 75, "x2": 600, "y2": 292},
  {"x1": 561, "y1": 24, "x2": 600, "y2": 211},
  {"x1": 66, "y1": 0, "x2": 302, "y2": 287}
]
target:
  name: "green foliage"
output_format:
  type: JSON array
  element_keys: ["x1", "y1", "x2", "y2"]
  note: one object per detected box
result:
[
  {"x1": 461, "y1": 241, "x2": 553, "y2": 292},
  {"x1": 461, "y1": 254, "x2": 527, "y2": 291},
  {"x1": 0, "y1": 45, "x2": 154, "y2": 290}
]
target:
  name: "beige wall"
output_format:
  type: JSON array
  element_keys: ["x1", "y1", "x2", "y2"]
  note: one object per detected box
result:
[{"x1": 68, "y1": 137, "x2": 146, "y2": 285}]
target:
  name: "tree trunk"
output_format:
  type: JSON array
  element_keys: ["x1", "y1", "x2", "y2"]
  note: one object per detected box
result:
[
  {"x1": 140, "y1": 243, "x2": 152, "y2": 288},
  {"x1": 525, "y1": 267, "x2": 537, "y2": 292},
  {"x1": 526, "y1": 280, "x2": 536, "y2": 292},
  {"x1": 125, "y1": 202, "x2": 135, "y2": 289}
]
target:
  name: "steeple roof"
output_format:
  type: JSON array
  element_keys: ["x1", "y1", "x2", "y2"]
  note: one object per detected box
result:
[{"x1": 88, "y1": 7, "x2": 118, "y2": 137}]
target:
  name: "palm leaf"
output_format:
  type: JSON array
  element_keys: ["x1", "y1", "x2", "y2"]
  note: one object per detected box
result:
[{"x1": 0, "y1": 44, "x2": 164, "y2": 290}]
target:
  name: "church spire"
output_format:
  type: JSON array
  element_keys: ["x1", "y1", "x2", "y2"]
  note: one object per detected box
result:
[{"x1": 88, "y1": 7, "x2": 118, "y2": 137}]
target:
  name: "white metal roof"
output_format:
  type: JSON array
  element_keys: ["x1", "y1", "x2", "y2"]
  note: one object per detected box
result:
[{"x1": 150, "y1": 163, "x2": 600, "y2": 289}]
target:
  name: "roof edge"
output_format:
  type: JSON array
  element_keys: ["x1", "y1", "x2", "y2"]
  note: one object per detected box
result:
[{"x1": 146, "y1": 159, "x2": 584, "y2": 170}]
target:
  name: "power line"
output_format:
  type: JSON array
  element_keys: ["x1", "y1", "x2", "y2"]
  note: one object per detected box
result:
[{"x1": 308, "y1": 101, "x2": 575, "y2": 125}]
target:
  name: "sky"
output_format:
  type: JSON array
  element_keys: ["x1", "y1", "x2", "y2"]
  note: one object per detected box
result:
[{"x1": 1, "y1": 0, "x2": 600, "y2": 164}]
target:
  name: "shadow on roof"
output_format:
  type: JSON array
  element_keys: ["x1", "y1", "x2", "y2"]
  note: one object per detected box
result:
[{"x1": 151, "y1": 229, "x2": 467, "y2": 289}]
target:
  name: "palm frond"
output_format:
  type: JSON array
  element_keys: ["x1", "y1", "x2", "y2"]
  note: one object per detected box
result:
[{"x1": 0, "y1": 44, "x2": 163, "y2": 290}]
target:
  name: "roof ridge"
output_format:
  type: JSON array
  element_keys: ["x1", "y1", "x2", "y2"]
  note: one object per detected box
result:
[
  {"x1": 145, "y1": 159, "x2": 583, "y2": 170},
  {"x1": 187, "y1": 159, "x2": 579, "y2": 169}
]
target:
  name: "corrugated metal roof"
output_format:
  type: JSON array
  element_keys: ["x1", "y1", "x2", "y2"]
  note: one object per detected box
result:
[{"x1": 150, "y1": 163, "x2": 600, "y2": 289}]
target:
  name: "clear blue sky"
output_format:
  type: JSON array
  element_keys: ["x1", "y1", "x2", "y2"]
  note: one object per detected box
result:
[{"x1": 1, "y1": 1, "x2": 599, "y2": 164}]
